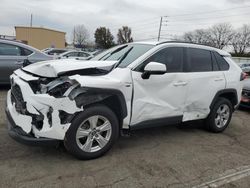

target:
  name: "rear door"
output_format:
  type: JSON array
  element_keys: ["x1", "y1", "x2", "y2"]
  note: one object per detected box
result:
[
  {"x1": 183, "y1": 48, "x2": 226, "y2": 121},
  {"x1": 0, "y1": 42, "x2": 32, "y2": 83}
]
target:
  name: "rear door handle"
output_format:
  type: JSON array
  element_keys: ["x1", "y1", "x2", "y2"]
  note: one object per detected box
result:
[
  {"x1": 214, "y1": 77, "x2": 224, "y2": 81},
  {"x1": 173, "y1": 81, "x2": 187, "y2": 86}
]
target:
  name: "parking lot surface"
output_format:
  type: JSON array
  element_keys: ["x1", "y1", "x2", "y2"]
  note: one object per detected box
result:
[{"x1": 1, "y1": 87, "x2": 250, "y2": 188}]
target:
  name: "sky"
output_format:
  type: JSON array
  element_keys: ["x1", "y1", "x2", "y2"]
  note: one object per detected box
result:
[{"x1": 1, "y1": 0, "x2": 250, "y2": 43}]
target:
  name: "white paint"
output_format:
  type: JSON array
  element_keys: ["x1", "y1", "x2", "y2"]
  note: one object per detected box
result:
[
  {"x1": 182, "y1": 70, "x2": 226, "y2": 121},
  {"x1": 224, "y1": 57, "x2": 244, "y2": 107},
  {"x1": 22, "y1": 59, "x2": 117, "y2": 77},
  {"x1": 131, "y1": 71, "x2": 187, "y2": 125},
  {"x1": 6, "y1": 91, "x2": 33, "y2": 133},
  {"x1": 7, "y1": 42, "x2": 243, "y2": 141},
  {"x1": 8, "y1": 72, "x2": 82, "y2": 140},
  {"x1": 193, "y1": 165, "x2": 250, "y2": 188},
  {"x1": 144, "y1": 62, "x2": 167, "y2": 72}
]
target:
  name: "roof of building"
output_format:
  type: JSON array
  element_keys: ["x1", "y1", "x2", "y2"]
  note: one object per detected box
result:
[{"x1": 15, "y1": 26, "x2": 66, "y2": 34}]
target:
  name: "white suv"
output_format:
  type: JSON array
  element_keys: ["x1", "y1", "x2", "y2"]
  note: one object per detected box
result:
[{"x1": 6, "y1": 41, "x2": 244, "y2": 159}]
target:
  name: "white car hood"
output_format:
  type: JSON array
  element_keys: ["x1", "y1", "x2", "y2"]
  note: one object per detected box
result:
[{"x1": 22, "y1": 59, "x2": 117, "y2": 77}]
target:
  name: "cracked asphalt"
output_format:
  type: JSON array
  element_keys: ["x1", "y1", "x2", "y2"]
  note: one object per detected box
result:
[{"x1": 1, "y1": 86, "x2": 250, "y2": 188}]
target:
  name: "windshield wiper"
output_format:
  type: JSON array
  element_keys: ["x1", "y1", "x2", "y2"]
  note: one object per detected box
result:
[
  {"x1": 114, "y1": 46, "x2": 133, "y2": 68},
  {"x1": 102, "y1": 45, "x2": 128, "y2": 60}
]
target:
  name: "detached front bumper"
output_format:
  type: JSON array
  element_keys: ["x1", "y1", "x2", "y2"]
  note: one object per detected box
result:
[
  {"x1": 5, "y1": 105, "x2": 60, "y2": 147},
  {"x1": 5, "y1": 69, "x2": 82, "y2": 144}
]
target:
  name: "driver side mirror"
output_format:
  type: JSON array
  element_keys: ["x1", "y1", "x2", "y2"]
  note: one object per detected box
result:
[{"x1": 141, "y1": 62, "x2": 167, "y2": 79}]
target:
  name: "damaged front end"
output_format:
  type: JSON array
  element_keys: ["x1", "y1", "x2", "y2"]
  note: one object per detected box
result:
[{"x1": 6, "y1": 69, "x2": 84, "y2": 144}]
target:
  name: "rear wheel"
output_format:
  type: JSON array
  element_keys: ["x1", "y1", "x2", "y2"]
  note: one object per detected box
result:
[
  {"x1": 205, "y1": 98, "x2": 233, "y2": 133},
  {"x1": 64, "y1": 105, "x2": 119, "y2": 160}
]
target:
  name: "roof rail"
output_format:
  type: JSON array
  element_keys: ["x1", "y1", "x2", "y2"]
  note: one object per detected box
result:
[{"x1": 156, "y1": 40, "x2": 213, "y2": 47}]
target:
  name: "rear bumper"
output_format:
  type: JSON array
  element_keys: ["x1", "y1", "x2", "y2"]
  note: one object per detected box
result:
[{"x1": 6, "y1": 106, "x2": 60, "y2": 147}]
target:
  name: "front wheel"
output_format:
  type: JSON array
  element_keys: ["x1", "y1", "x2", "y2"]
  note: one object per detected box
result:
[
  {"x1": 64, "y1": 105, "x2": 119, "y2": 160},
  {"x1": 205, "y1": 98, "x2": 233, "y2": 133}
]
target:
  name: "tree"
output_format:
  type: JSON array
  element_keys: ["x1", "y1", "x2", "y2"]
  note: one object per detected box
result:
[
  {"x1": 183, "y1": 29, "x2": 211, "y2": 45},
  {"x1": 117, "y1": 26, "x2": 133, "y2": 44},
  {"x1": 208, "y1": 23, "x2": 234, "y2": 49},
  {"x1": 94, "y1": 27, "x2": 115, "y2": 49},
  {"x1": 72, "y1": 25, "x2": 89, "y2": 48},
  {"x1": 231, "y1": 24, "x2": 250, "y2": 55}
]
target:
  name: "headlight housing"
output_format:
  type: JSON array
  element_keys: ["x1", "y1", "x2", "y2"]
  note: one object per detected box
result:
[
  {"x1": 47, "y1": 81, "x2": 73, "y2": 97},
  {"x1": 42, "y1": 77, "x2": 79, "y2": 97}
]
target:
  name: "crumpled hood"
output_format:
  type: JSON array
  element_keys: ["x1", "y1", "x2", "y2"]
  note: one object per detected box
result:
[
  {"x1": 243, "y1": 78, "x2": 250, "y2": 90},
  {"x1": 22, "y1": 59, "x2": 117, "y2": 78}
]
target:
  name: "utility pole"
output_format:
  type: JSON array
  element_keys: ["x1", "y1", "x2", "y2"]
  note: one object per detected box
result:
[
  {"x1": 157, "y1": 16, "x2": 168, "y2": 41},
  {"x1": 157, "y1": 17, "x2": 162, "y2": 41},
  {"x1": 30, "y1": 14, "x2": 33, "y2": 27}
]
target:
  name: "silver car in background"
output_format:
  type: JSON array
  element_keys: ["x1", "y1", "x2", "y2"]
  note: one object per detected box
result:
[
  {"x1": 0, "y1": 39, "x2": 52, "y2": 84},
  {"x1": 58, "y1": 50, "x2": 93, "y2": 60},
  {"x1": 239, "y1": 63, "x2": 250, "y2": 74}
]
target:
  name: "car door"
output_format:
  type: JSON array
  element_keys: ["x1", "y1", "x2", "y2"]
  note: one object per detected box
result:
[
  {"x1": 130, "y1": 47, "x2": 188, "y2": 126},
  {"x1": 182, "y1": 48, "x2": 226, "y2": 121},
  {"x1": 0, "y1": 42, "x2": 28, "y2": 83}
]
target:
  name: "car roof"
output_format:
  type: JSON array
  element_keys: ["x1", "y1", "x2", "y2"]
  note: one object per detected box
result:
[
  {"x1": 0, "y1": 39, "x2": 42, "y2": 53},
  {"x1": 133, "y1": 40, "x2": 230, "y2": 56}
]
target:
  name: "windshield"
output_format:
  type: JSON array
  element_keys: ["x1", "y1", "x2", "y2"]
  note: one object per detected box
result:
[{"x1": 91, "y1": 44, "x2": 154, "y2": 68}]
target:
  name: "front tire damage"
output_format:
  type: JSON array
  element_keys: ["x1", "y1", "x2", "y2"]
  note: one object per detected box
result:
[{"x1": 64, "y1": 105, "x2": 119, "y2": 160}]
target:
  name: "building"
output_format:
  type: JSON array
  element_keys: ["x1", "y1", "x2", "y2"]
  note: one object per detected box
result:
[{"x1": 15, "y1": 26, "x2": 66, "y2": 50}]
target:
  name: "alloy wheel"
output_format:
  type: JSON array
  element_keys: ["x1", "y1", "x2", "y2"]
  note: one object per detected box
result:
[{"x1": 76, "y1": 115, "x2": 112, "y2": 152}]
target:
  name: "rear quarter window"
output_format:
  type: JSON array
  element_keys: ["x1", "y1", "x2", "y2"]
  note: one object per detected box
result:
[
  {"x1": 213, "y1": 52, "x2": 230, "y2": 71},
  {"x1": 21, "y1": 48, "x2": 33, "y2": 56}
]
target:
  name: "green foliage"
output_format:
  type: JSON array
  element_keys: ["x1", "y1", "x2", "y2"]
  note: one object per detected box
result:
[
  {"x1": 94, "y1": 27, "x2": 115, "y2": 49},
  {"x1": 117, "y1": 26, "x2": 133, "y2": 44}
]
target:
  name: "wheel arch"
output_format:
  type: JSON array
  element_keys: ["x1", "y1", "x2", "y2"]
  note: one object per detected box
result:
[
  {"x1": 69, "y1": 87, "x2": 128, "y2": 127},
  {"x1": 210, "y1": 89, "x2": 238, "y2": 110}
]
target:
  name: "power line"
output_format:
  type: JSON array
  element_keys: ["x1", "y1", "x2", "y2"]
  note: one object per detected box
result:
[
  {"x1": 111, "y1": 5, "x2": 250, "y2": 30},
  {"x1": 169, "y1": 5, "x2": 250, "y2": 18},
  {"x1": 109, "y1": 16, "x2": 159, "y2": 28},
  {"x1": 166, "y1": 18, "x2": 250, "y2": 27},
  {"x1": 169, "y1": 12, "x2": 250, "y2": 23}
]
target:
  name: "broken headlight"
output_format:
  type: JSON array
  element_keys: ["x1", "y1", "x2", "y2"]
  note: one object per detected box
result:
[{"x1": 43, "y1": 78, "x2": 79, "y2": 97}]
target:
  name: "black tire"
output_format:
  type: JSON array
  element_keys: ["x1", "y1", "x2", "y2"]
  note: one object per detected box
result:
[
  {"x1": 205, "y1": 97, "x2": 233, "y2": 133},
  {"x1": 64, "y1": 105, "x2": 119, "y2": 160}
]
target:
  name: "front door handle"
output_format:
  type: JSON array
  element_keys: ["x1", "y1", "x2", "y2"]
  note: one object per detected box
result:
[
  {"x1": 14, "y1": 60, "x2": 23, "y2": 65},
  {"x1": 173, "y1": 81, "x2": 187, "y2": 86}
]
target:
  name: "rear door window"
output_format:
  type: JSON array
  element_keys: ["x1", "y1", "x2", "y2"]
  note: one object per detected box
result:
[
  {"x1": 21, "y1": 48, "x2": 33, "y2": 56},
  {"x1": 187, "y1": 48, "x2": 213, "y2": 72}
]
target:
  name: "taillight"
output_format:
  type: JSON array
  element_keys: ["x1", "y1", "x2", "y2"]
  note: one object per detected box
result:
[{"x1": 240, "y1": 72, "x2": 247, "y2": 81}]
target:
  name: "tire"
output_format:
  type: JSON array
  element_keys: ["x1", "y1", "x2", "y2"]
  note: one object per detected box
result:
[
  {"x1": 205, "y1": 97, "x2": 233, "y2": 133},
  {"x1": 64, "y1": 105, "x2": 119, "y2": 160}
]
